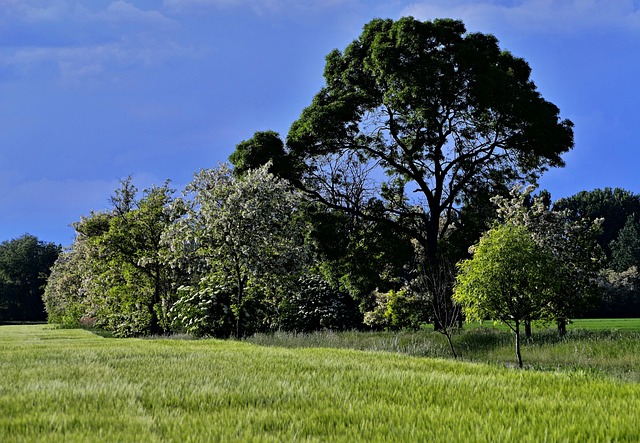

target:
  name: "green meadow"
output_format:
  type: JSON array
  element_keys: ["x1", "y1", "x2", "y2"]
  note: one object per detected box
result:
[{"x1": 2, "y1": 325, "x2": 640, "y2": 442}]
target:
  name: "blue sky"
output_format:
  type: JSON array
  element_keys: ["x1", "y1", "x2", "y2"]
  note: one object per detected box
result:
[{"x1": 2, "y1": 0, "x2": 640, "y2": 246}]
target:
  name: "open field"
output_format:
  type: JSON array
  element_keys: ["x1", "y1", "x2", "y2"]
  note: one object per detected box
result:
[{"x1": 2, "y1": 325, "x2": 640, "y2": 442}]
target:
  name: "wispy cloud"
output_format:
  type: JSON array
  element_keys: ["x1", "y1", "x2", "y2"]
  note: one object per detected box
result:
[
  {"x1": 2, "y1": 0, "x2": 175, "y2": 27},
  {"x1": 402, "y1": 0, "x2": 640, "y2": 34},
  {"x1": 99, "y1": 1, "x2": 176, "y2": 26},
  {"x1": 3, "y1": 37, "x2": 194, "y2": 83},
  {"x1": 0, "y1": 1, "x2": 189, "y2": 83},
  {"x1": 162, "y1": 0, "x2": 354, "y2": 16}
]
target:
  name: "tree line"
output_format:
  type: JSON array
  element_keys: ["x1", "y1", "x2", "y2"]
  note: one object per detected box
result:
[
  {"x1": 10, "y1": 17, "x2": 639, "y2": 343},
  {"x1": 0, "y1": 234, "x2": 60, "y2": 323}
]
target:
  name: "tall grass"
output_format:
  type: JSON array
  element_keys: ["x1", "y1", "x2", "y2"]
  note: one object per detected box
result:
[
  {"x1": 2, "y1": 325, "x2": 640, "y2": 441},
  {"x1": 248, "y1": 327, "x2": 640, "y2": 382}
]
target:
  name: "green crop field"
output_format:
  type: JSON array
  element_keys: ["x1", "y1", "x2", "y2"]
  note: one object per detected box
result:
[{"x1": 1, "y1": 325, "x2": 640, "y2": 442}]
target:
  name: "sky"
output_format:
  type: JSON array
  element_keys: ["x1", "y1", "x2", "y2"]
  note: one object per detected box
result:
[{"x1": 2, "y1": 0, "x2": 640, "y2": 246}]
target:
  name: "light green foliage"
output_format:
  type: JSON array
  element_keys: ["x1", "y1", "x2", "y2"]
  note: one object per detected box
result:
[
  {"x1": 2, "y1": 325, "x2": 640, "y2": 442},
  {"x1": 43, "y1": 250, "x2": 85, "y2": 327},
  {"x1": 455, "y1": 224, "x2": 556, "y2": 326},
  {"x1": 491, "y1": 186, "x2": 604, "y2": 331},
  {"x1": 44, "y1": 212, "x2": 111, "y2": 329},
  {"x1": 454, "y1": 224, "x2": 557, "y2": 366},
  {"x1": 164, "y1": 163, "x2": 309, "y2": 337},
  {"x1": 44, "y1": 181, "x2": 179, "y2": 336},
  {"x1": 363, "y1": 288, "x2": 425, "y2": 330}
]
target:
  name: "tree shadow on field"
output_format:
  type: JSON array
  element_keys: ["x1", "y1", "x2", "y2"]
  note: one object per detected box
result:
[{"x1": 454, "y1": 327, "x2": 513, "y2": 355}]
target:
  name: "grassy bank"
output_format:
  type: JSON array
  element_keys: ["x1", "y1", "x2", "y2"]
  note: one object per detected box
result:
[{"x1": 1, "y1": 325, "x2": 640, "y2": 441}]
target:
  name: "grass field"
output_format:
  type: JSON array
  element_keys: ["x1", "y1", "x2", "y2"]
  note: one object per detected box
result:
[
  {"x1": 570, "y1": 318, "x2": 640, "y2": 330},
  {"x1": 1, "y1": 325, "x2": 640, "y2": 442},
  {"x1": 461, "y1": 318, "x2": 640, "y2": 331}
]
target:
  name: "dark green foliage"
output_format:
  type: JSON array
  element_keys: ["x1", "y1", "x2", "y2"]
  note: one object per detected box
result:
[
  {"x1": 229, "y1": 130, "x2": 300, "y2": 181},
  {"x1": 598, "y1": 267, "x2": 640, "y2": 318},
  {"x1": 554, "y1": 188, "x2": 640, "y2": 257},
  {"x1": 307, "y1": 203, "x2": 413, "y2": 313},
  {"x1": 278, "y1": 274, "x2": 361, "y2": 332},
  {"x1": 287, "y1": 17, "x2": 573, "y2": 266},
  {"x1": 0, "y1": 234, "x2": 60, "y2": 322},
  {"x1": 609, "y1": 215, "x2": 640, "y2": 272}
]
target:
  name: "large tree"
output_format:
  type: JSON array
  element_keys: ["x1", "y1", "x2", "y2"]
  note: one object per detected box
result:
[
  {"x1": 44, "y1": 180, "x2": 181, "y2": 336},
  {"x1": 283, "y1": 17, "x2": 573, "y2": 266}
]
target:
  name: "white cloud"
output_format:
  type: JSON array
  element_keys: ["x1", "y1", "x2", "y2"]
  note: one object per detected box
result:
[{"x1": 402, "y1": 0, "x2": 640, "y2": 35}]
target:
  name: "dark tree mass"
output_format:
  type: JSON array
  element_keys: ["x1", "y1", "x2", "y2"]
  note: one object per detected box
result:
[{"x1": 0, "y1": 234, "x2": 60, "y2": 322}]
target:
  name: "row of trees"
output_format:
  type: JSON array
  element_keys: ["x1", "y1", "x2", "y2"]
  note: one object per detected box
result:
[
  {"x1": 42, "y1": 17, "x2": 640, "y2": 343},
  {"x1": 44, "y1": 166, "x2": 366, "y2": 337},
  {"x1": 0, "y1": 234, "x2": 60, "y2": 322},
  {"x1": 41, "y1": 178, "x2": 640, "y2": 338}
]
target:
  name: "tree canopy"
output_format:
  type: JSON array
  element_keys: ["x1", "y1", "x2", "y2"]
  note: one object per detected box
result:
[
  {"x1": 492, "y1": 187, "x2": 603, "y2": 334},
  {"x1": 163, "y1": 163, "x2": 310, "y2": 337},
  {"x1": 554, "y1": 188, "x2": 640, "y2": 258},
  {"x1": 283, "y1": 17, "x2": 573, "y2": 262},
  {"x1": 0, "y1": 234, "x2": 60, "y2": 322}
]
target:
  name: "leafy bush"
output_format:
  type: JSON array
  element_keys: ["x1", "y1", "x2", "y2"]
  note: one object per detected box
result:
[
  {"x1": 279, "y1": 274, "x2": 361, "y2": 332},
  {"x1": 168, "y1": 277, "x2": 233, "y2": 338},
  {"x1": 364, "y1": 288, "x2": 424, "y2": 330}
]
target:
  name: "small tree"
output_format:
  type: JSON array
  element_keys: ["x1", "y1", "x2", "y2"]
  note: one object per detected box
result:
[
  {"x1": 418, "y1": 257, "x2": 461, "y2": 358},
  {"x1": 454, "y1": 224, "x2": 557, "y2": 368},
  {"x1": 492, "y1": 187, "x2": 604, "y2": 335}
]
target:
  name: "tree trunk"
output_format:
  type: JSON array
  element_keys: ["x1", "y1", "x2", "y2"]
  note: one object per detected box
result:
[
  {"x1": 524, "y1": 319, "x2": 532, "y2": 338},
  {"x1": 235, "y1": 288, "x2": 242, "y2": 339},
  {"x1": 515, "y1": 320, "x2": 523, "y2": 369},
  {"x1": 445, "y1": 331, "x2": 458, "y2": 359},
  {"x1": 149, "y1": 266, "x2": 162, "y2": 335},
  {"x1": 557, "y1": 318, "x2": 567, "y2": 337}
]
